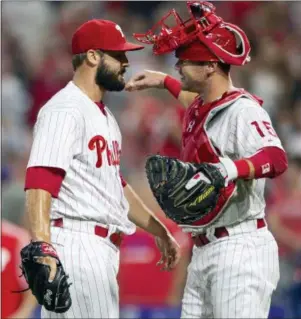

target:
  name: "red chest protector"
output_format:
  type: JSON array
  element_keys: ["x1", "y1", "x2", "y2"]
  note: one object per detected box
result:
[{"x1": 180, "y1": 89, "x2": 263, "y2": 227}]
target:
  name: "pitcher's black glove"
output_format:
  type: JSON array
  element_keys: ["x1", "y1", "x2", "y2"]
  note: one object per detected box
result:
[
  {"x1": 145, "y1": 155, "x2": 225, "y2": 224},
  {"x1": 19, "y1": 241, "x2": 72, "y2": 313}
]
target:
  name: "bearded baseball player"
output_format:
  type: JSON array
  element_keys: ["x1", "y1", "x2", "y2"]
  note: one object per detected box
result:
[
  {"x1": 21, "y1": 19, "x2": 180, "y2": 318},
  {"x1": 126, "y1": 2, "x2": 288, "y2": 318}
]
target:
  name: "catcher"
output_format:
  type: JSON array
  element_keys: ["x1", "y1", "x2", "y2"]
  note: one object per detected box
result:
[{"x1": 126, "y1": 1, "x2": 288, "y2": 318}]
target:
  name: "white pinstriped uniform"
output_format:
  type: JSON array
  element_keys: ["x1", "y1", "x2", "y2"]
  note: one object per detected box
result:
[
  {"x1": 180, "y1": 96, "x2": 282, "y2": 318},
  {"x1": 27, "y1": 81, "x2": 135, "y2": 318}
]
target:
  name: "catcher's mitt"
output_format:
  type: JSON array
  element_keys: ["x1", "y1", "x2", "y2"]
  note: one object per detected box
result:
[
  {"x1": 19, "y1": 241, "x2": 72, "y2": 313},
  {"x1": 145, "y1": 155, "x2": 225, "y2": 224}
]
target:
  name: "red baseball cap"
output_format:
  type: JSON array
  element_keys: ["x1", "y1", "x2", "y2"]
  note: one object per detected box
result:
[{"x1": 72, "y1": 19, "x2": 144, "y2": 54}]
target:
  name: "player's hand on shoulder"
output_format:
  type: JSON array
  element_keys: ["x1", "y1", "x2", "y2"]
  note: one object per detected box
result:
[
  {"x1": 125, "y1": 70, "x2": 167, "y2": 91},
  {"x1": 155, "y1": 232, "x2": 181, "y2": 271}
]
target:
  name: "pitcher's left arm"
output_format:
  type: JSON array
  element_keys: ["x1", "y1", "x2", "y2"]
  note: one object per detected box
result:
[{"x1": 124, "y1": 183, "x2": 180, "y2": 271}]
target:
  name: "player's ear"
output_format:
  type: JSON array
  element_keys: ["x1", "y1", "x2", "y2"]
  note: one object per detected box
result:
[
  {"x1": 206, "y1": 62, "x2": 218, "y2": 76},
  {"x1": 86, "y1": 50, "x2": 103, "y2": 67}
]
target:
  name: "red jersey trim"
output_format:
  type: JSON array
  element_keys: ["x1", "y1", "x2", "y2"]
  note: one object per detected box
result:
[
  {"x1": 95, "y1": 101, "x2": 107, "y2": 116},
  {"x1": 120, "y1": 173, "x2": 127, "y2": 187}
]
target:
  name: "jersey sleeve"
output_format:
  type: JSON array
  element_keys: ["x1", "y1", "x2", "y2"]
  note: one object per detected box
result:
[
  {"x1": 27, "y1": 110, "x2": 83, "y2": 171},
  {"x1": 227, "y1": 101, "x2": 284, "y2": 159}
]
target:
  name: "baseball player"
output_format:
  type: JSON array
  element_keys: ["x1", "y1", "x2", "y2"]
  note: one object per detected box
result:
[
  {"x1": 22, "y1": 19, "x2": 180, "y2": 318},
  {"x1": 126, "y1": 2, "x2": 288, "y2": 318}
]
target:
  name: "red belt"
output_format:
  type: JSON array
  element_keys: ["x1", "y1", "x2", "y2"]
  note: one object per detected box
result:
[
  {"x1": 192, "y1": 219, "x2": 266, "y2": 248},
  {"x1": 52, "y1": 218, "x2": 123, "y2": 247}
]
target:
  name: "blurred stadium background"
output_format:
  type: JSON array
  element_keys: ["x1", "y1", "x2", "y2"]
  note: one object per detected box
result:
[{"x1": 1, "y1": 1, "x2": 301, "y2": 318}]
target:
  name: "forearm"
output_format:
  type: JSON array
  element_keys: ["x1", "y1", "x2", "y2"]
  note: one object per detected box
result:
[
  {"x1": 126, "y1": 71, "x2": 197, "y2": 107},
  {"x1": 25, "y1": 189, "x2": 52, "y2": 242},
  {"x1": 164, "y1": 75, "x2": 198, "y2": 108},
  {"x1": 219, "y1": 146, "x2": 288, "y2": 182},
  {"x1": 235, "y1": 147, "x2": 288, "y2": 179},
  {"x1": 124, "y1": 184, "x2": 168, "y2": 238}
]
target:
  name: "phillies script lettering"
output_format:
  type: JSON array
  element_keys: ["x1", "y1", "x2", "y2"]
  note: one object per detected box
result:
[{"x1": 88, "y1": 135, "x2": 121, "y2": 168}]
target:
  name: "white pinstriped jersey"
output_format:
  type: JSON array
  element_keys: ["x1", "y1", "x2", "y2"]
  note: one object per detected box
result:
[
  {"x1": 27, "y1": 81, "x2": 135, "y2": 235},
  {"x1": 181, "y1": 96, "x2": 284, "y2": 233}
]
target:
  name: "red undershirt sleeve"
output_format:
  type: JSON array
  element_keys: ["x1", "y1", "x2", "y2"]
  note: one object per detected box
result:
[
  {"x1": 25, "y1": 167, "x2": 127, "y2": 199},
  {"x1": 234, "y1": 146, "x2": 288, "y2": 179},
  {"x1": 25, "y1": 167, "x2": 65, "y2": 198}
]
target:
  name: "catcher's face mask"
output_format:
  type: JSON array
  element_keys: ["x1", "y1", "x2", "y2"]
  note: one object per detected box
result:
[{"x1": 133, "y1": 1, "x2": 251, "y2": 66}]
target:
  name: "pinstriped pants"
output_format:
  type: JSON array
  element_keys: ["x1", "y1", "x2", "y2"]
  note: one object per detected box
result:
[
  {"x1": 181, "y1": 221, "x2": 280, "y2": 318},
  {"x1": 41, "y1": 226, "x2": 120, "y2": 319}
]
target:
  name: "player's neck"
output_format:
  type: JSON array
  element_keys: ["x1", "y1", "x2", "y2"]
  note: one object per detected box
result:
[
  {"x1": 202, "y1": 75, "x2": 234, "y2": 104},
  {"x1": 72, "y1": 72, "x2": 105, "y2": 102}
]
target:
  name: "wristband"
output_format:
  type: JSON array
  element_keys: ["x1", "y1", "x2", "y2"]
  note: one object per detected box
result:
[
  {"x1": 163, "y1": 75, "x2": 182, "y2": 99},
  {"x1": 218, "y1": 157, "x2": 238, "y2": 182},
  {"x1": 234, "y1": 159, "x2": 255, "y2": 179}
]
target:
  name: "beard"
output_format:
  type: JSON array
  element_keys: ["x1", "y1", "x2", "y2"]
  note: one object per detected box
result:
[{"x1": 95, "y1": 60, "x2": 125, "y2": 92}]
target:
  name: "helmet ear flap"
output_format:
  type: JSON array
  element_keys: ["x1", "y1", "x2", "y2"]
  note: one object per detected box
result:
[
  {"x1": 223, "y1": 23, "x2": 251, "y2": 64},
  {"x1": 230, "y1": 27, "x2": 251, "y2": 63}
]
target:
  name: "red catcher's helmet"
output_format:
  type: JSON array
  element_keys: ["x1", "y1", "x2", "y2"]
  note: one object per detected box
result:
[{"x1": 133, "y1": 1, "x2": 251, "y2": 66}]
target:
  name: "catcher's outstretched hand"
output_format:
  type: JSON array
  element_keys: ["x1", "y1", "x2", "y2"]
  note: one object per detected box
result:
[
  {"x1": 155, "y1": 233, "x2": 180, "y2": 271},
  {"x1": 125, "y1": 70, "x2": 167, "y2": 91}
]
